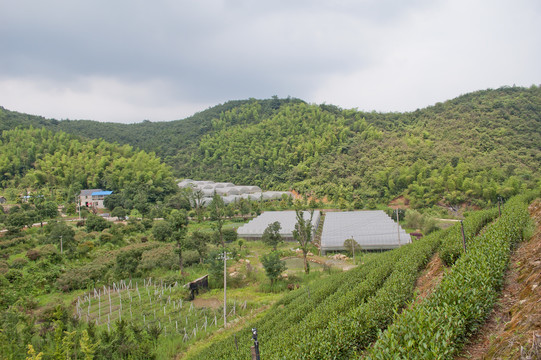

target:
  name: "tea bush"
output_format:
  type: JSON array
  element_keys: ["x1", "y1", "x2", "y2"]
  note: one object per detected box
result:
[
  {"x1": 366, "y1": 193, "x2": 533, "y2": 359},
  {"x1": 439, "y1": 207, "x2": 499, "y2": 266}
]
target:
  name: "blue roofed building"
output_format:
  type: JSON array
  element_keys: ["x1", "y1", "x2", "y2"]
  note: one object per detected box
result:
[{"x1": 79, "y1": 189, "x2": 113, "y2": 209}]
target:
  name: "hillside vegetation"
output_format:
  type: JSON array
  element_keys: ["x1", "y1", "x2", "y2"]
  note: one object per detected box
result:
[
  {"x1": 1, "y1": 86, "x2": 540, "y2": 208},
  {"x1": 186, "y1": 193, "x2": 535, "y2": 359},
  {"x1": 0, "y1": 127, "x2": 177, "y2": 204}
]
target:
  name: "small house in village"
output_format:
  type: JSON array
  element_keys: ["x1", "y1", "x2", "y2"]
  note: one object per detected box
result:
[{"x1": 79, "y1": 189, "x2": 113, "y2": 209}]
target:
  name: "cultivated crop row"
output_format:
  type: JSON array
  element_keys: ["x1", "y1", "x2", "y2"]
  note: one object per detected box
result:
[
  {"x1": 439, "y1": 207, "x2": 499, "y2": 266},
  {"x1": 366, "y1": 193, "x2": 534, "y2": 359},
  {"x1": 189, "y1": 230, "x2": 444, "y2": 359}
]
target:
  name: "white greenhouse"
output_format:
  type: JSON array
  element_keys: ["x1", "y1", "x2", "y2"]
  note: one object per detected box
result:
[
  {"x1": 320, "y1": 211, "x2": 411, "y2": 254},
  {"x1": 237, "y1": 211, "x2": 321, "y2": 241},
  {"x1": 177, "y1": 179, "x2": 293, "y2": 207}
]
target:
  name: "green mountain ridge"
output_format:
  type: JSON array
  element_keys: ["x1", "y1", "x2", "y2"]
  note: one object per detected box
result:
[{"x1": 1, "y1": 86, "x2": 540, "y2": 208}]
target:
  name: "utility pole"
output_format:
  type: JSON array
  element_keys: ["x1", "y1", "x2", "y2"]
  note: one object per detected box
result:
[
  {"x1": 77, "y1": 194, "x2": 81, "y2": 220},
  {"x1": 224, "y1": 248, "x2": 227, "y2": 327},
  {"x1": 351, "y1": 235, "x2": 355, "y2": 264},
  {"x1": 396, "y1": 209, "x2": 401, "y2": 246},
  {"x1": 460, "y1": 220, "x2": 466, "y2": 253},
  {"x1": 60, "y1": 235, "x2": 63, "y2": 254}
]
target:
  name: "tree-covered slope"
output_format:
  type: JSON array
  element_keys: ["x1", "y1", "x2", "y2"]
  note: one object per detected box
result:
[
  {"x1": 0, "y1": 127, "x2": 177, "y2": 203},
  {"x1": 1, "y1": 86, "x2": 539, "y2": 208},
  {"x1": 0, "y1": 97, "x2": 303, "y2": 160},
  {"x1": 175, "y1": 86, "x2": 541, "y2": 207}
]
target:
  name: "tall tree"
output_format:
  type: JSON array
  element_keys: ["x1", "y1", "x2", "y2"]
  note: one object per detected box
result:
[
  {"x1": 293, "y1": 207, "x2": 315, "y2": 274},
  {"x1": 209, "y1": 193, "x2": 227, "y2": 326},
  {"x1": 262, "y1": 221, "x2": 283, "y2": 251},
  {"x1": 260, "y1": 251, "x2": 286, "y2": 285},
  {"x1": 189, "y1": 231, "x2": 211, "y2": 263},
  {"x1": 168, "y1": 209, "x2": 189, "y2": 275},
  {"x1": 189, "y1": 188, "x2": 205, "y2": 223}
]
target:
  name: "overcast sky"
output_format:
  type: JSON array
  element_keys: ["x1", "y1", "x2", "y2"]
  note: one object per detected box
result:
[{"x1": 1, "y1": 0, "x2": 540, "y2": 123}]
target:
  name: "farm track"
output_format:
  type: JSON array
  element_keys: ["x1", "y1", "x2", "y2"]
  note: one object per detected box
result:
[{"x1": 411, "y1": 253, "x2": 445, "y2": 306}]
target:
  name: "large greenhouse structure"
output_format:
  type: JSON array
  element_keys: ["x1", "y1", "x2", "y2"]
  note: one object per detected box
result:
[
  {"x1": 237, "y1": 211, "x2": 321, "y2": 241},
  {"x1": 320, "y1": 211, "x2": 411, "y2": 254},
  {"x1": 177, "y1": 179, "x2": 293, "y2": 206}
]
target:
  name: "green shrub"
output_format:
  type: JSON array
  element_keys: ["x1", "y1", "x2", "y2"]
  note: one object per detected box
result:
[
  {"x1": 141, "y1": 218, "x2": 153, "y2": 230},
  {"x1": 184, "y1": 250, "x2": 199, "y2": 267},
  {"x1": 26, "y1": 249, "x2": 41, "y2": 261},
  {"x1": 123, "y1": 221, "x2": 145, "y2": 234},
  {"x1": 260, "y1": 251, "x2": 286, "y2": 284},
  {"x1": 40, "y1": 244, "x2": 60, "y2": 260},
  {"x1": 223, "y1": 228, "x2": 238, "y2": 243},
  {"x1": 85, "y1": 214, "x2": 110, "y2": 232},
  {"x1": 76, "y1": 241, "x2": 94, "y2": 257},
  {"x1": 4, "y1": 269, "x2": 23, "y2": 283},
  {"x1": 139, "y1": 244, "x2": 178, "y2": 271},
  {"x1": 115, "y1": 248, "x2": 144, "y2": 278},
  {"x1": 152, "y1": 221, "x2": 173, "y2": 242},
  {"x1": 0, "y1": 261, "x2": 8, "y2": 275},
  {"x1": 10, "y1": 257, "x2": 28, "y2": 269}
]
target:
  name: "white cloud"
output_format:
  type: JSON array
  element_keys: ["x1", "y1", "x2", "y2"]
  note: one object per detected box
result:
[
  {"x1": 0, "y1": 76, "x2": 209, "y2": 122},
  {"x1": 313, "y1": 0, "x2": 541, "y2": 112},
  {"x1": 0, "y1": 0, "x2": 539, "y2": 122}
]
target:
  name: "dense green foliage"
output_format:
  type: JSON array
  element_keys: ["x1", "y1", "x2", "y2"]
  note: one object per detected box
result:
[
  {"x1": 366, "y1": 193, "x2": 534, "y2": 359},
  {"x1": 0, "y1": 209, "x2": 235, "y2": 359},
  {"x1": 175, "y1": 87, "x2": 541, "y2": 207},
  {"x1": 0, "y1": 306, "x2": 158, "y2": 359},
  {"x1": 0, "y1": 97, "x2": 303, "y2": 160},
  {"x1": 2, "y1": 87, "x2": 539, "y2": 207},
  {"x1": 260, "y1": 251, "x2": 286, "y2": 284},
  {"x1": 0, "y1": 127, "x2": 177, "y2": 204},
  {"x1": 261, "y1": 221, "x2": 283, "y2": 250}
]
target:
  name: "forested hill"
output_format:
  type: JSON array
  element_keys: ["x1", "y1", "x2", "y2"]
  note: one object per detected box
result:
[
  {"x1": 1, "y1": 86, "x2": 540, "y2": 208},
  {"x1": 0, "y1": 127, "x2": 177, "y2": 204},
  {"x1": 173, "y1": 86, "x2": 541, "y2": 208},
  {"x1": 0, "y1": 97, "x2": 303, "y2": 160}
]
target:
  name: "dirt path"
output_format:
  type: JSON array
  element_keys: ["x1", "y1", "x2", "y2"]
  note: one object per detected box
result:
[
  {"x1": 411, "y1": 253, "x2": 445, "y2": 306},
  {"x1": 456, "y1": 199, "x2": 541, "y2": 360}
]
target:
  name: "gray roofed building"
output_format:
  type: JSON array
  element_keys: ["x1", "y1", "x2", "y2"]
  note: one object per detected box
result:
[
  {"x1": 320, "y1": 211, "x2": 411, "y2": 254},
  {"x1": 237, "y1": 210, "x2": 321, "y2": 241}
]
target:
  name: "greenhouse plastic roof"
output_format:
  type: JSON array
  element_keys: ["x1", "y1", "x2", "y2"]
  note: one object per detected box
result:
[
  {"x1": 237, "y1": 211, "x2": 321, "y2": 238},
  {"x1": 177, "y1": 179, "x2": 290, "y2": 203},
  {"x1": 321, "y1": 211, "x2": 411, "y2": 252}
]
